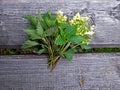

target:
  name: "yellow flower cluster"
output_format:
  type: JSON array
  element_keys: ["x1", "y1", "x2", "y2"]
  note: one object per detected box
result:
[
  {"x1": 69, "y1": 12, "x2": 94, "y2": 44},
  {"x1": 70, "y1": 13, "x2": 89, "y2": 25},
  {"x1": 56, "y1": 11, "x2": 95, "y2": 44},
  {"x1": 56, "y1": 10, "x2": 67, "y2": 23}
]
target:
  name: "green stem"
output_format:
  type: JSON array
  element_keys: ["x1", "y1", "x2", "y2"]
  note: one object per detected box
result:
[
  {"x1": 72, "y1": 44, "x2": 79, "y2": 49},
  {"x1": 49, "y1": 55, "x2": 61, "y2": 71},
  {"x1": 62, "y1": 43, "x2": 71, "y2": 52},
  {"x1": 42, "y1": 38, "x2": 53, "y2": 56},
  {"x1": 49, "y1": 43, "x2": 71, "y2": 71},
  {"x1": 60, "y1": 44, "x2": 66, "y2": 51}
]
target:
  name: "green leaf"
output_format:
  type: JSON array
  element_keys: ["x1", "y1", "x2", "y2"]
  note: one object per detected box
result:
[
  {"x1": 51, "y1": 17, "x2": 57, "y2": 26},
  {"x1": 59, "y1": 26, "x2": 65, "y2": 36},
  {"x1": 43, "y1": 11, "x2": 56, "y2": 27},
  {"x1": 37, "y1": 49, "x2": 46, "y2": 54},
  {"x1": 45, "y1": 17, "x2": 56, "y2": 27},
  {"x1": 81, "y1": 44, "x2": 91, "y2": 49},
  {"x1": 44, "y1": 27, "x2": 56, "y2": 36},
  {"x1": 38, "y1": 10, "x2": 43, "y2": 21},
  {"x1": 43, "y1": 11, "x2": 52, "y2": 19},
  {"x1": 59, "y1": 23, "x2": 69, "y2": 29},
  {"x1": 36, "y1": 20, "x2": 43, "y2": 35},
  {"x1": 68, "y1": 35, "x2": 85, "y2": 44},
  {"x1": 55, "y1": 35, "x2": 66, "y2": 45},
  {"x1": 22, "y1": 15, "x2": 37, "y2": 27},
  {"x1": 44, "y1": 11, "x2": 52, "y2": 27},
  {"x1": 23, "y1": 29, "x2": 41, "y2": 40},
  {"x1": 59, "y1": 23, "x2": 69, "y2": 36},
  {"x1": 64, "y1": 25, "x2": 77, "y2": 37},
  {"x1": 22, "y1": 40, "x2": 39, "y2": 49},
  {"x1": 64, "y1": 49, "x2": 74, "y2": 61},
  {"x1": 37, "y1": 10, "x2": 48, "y2": 30}
]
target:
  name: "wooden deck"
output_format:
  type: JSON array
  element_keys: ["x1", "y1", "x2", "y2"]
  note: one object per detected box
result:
[
  {"x1": 1, "y1": 0, "x2": 120, "y2": 90},
  {"x1": 0, "y1": 53, "x2": 120, "y2": 90},
  {"x1": 1, "y1": 0, "x2": 120, "y2": 48}
]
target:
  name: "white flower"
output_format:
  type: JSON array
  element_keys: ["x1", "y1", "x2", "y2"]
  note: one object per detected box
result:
[
  {"x1": 75, "y1": 13, "x2": 81, "y2": 18},
  {"x1": 63, "y1": 15, "x2": 67, "y2": 21},
  {"x1": 73, "y1": 12, "x2": 81, "y2": 20},
  {"x1": 84, "y1": 17, "x2": 89, "y2": 21},
  {"x1": 57, "y1": 10, "x2": 63, "y2": 16},
  {"x1": 85, "y1": 31, "x2": 94, "y2": 36},
  {"x1": 69, "y1": 19, "x2": 74, "y2": 24},
  {"x1": 90, "y1": 25, "x2": 95, "y2": 31}
]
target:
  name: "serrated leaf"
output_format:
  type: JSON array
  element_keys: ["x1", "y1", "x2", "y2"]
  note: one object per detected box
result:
[
  {"x1": 44, "y1": 27, "x2": 56, "y2": 36},
  {"x1": 37, "y1": 10, "x2": 48, "y2": 30},
  {"x1": 55, "y1": 35, "x2": 66, "y2": 45},
  {"x1": 43, "y1": 11, "x2": 52, "y2": 18},
  {"x1": 81, "y1": 44, "x2": 91, "y2": 49},
  {"x1": 44, "y1": 11, "x2": 52, "y2": 27},
  {"x1": 38, "y1": 10, "x2": 43, "y2": 21},
  {"x1": 43, "y1": 11, "x2": 56, "y2": 27},
  {"x1": 68, "y1": 35, "x2": 85, "y2": 44},
  {"x1": 28, "y1": 25, "x2": 36, "y2": 29},
  {"x1": 23, "y1": 29, "x2": 41, "y2": 40},
  {"x1": 64, "y1": 49, "x2": 74, "y2": 61},
  {"x1": 45, "y1": 17, "x2": 56, "y2": 27},
  {"x1": 22, "y1": 15, "x2": 37, "y2": 27},
  {"x1": 51, "y1": 17, "x2": 57, "y2": 26},
  {"x1": 36, "y1": 20, "x2": 43, "y2": 35},
  {"x1": 22, "y1": 40, "x2": 39, "y2": 49},
  {"x1": 41, "y1": 20, "x2": 49, "y2": 30}
]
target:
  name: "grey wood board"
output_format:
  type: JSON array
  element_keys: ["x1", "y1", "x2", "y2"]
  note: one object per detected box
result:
[
  {"x1": 0, "y1": 0, "x2": 120, "y2": 48},
  {"x1": 0, "y1": 53, "x2": 120, "y2": 90}
]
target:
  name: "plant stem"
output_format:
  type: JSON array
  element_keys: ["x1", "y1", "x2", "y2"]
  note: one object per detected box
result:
[
  {"x1": 72, "y1": 44, "x2": 79, "y2": 49},
  {"x1": 42, "y1": 38, "x2": 53, "y2": 57},
  {"x1": 49, "y1": 42, "x2": 71, "y2": 71},
  {"x1": 62, "y1": 43, "x2": 71, "y2": 52},
  {"x1": 50, "y1": 55, "x2": 61, "y2": 71}
]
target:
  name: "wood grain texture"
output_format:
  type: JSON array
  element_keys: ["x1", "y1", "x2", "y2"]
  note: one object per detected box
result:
[
  {"x1": 0, "y1": 53, "x2": 120, "y2": 90},
  {"x1": 0, "y1": 0, "x2": 120, "y2": 48}
]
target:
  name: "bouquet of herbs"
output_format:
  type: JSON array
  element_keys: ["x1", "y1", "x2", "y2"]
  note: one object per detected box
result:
[{"x1": 22, "y1": 10, "x2": 94, "y2": 70}]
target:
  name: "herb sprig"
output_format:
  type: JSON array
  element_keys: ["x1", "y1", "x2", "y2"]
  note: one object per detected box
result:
[{"x1": 22, "y1": 10, "x2": 94, "y2": 71}]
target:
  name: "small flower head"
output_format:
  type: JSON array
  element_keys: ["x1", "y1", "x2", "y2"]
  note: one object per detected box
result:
[
  {"x1": 73, "y1": 12, "x2": 81, "y2": 20},
  {"x1": 63, "y1": 15, "x2": 67, "y2": 21},
  {"x1": 69, "y1": 19, "x2": 74, "y2": 24},
  {"x1": 90, "y1": 25, "x2": 95, "y2": 31},
  {"x1": 85, "y1": 31, "x2": 94, "y2": 36},
  {"x1": 57, "y1": 10, "x2": 63, "y2": 16},
  {"x1": 84, "y1": 17, "x2": 89, "y2": 21},
  {"x1": 82, "y1": 39, "x2": 91, "y2": 45},
  {"x1": 56, "y1": 10, "x2": 67, "y2": 23}
]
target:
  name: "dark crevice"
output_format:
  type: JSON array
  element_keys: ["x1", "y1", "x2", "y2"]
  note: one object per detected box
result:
[
  {"x1": 109, "y1": 4, "x2": 120, "y2": 20},
  {"x1": 116, "y1": 65, "x2": 120, "y2": 77},
  {"x1": 0, "y1": 48, "x2": 120, "y2": 55}
]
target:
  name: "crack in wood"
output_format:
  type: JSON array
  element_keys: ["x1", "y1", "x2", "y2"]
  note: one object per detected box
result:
[{"x1": 109, "y1": 4, "x2": 120, "y2": 20}]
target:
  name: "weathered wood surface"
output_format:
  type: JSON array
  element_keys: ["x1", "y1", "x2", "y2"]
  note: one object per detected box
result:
[
  {"x1": 0, "y1": 53, "x2": 120, "y2": 90},
  {"x1": 0, "y1": 0, "x2": 120, "y2": 48}
]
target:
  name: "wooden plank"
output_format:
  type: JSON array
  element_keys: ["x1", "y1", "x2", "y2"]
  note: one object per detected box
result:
[
  {"x1": 0, "y1": 0, "x2": 120, "y2": 48},
  {"x1": 0, "y1": 53, "x2": 120, "y2": 90}
]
